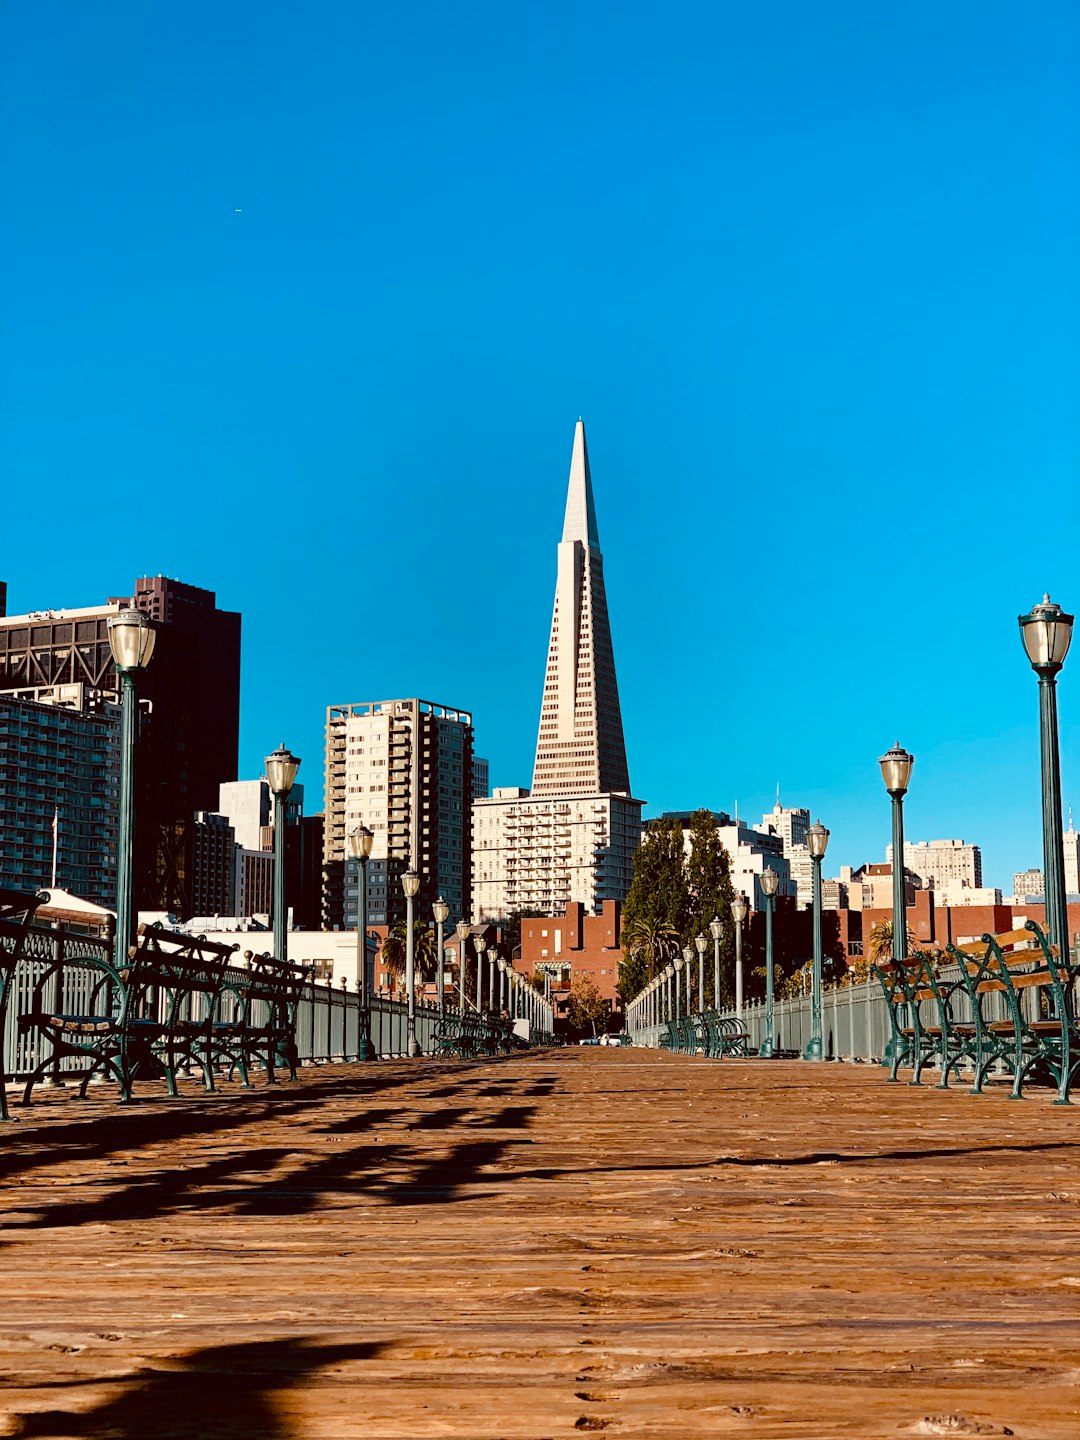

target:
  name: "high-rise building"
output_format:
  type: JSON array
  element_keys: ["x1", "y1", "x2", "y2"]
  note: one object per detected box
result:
[
  {"x1": 759, "y1": 793, "x2": 811, "y2": 854},
  {"x1": 0, "y1": 575, "x2": 241, "y2": 915},
  {"x1": 472, "y1": 756, "x2": 490, "y2": 801},
  {"x1": 0, "y1": 684, "x2": 120, "y2": 906},
  {"x1": 886, "y1": 838, "x2": 983, "y2": 893},
  {"x1": 531, "y1": 421, "x2": 631, "y2": 797},
  {"x1": 757, "y1": 794, "x2": 812, "y2": 906},
  {"x1": 191, "y1": 811, "x2": 237, "y2": 917},
  {"x1": 323, "y1": 698, "x2": 473, "y2": 930},
  {"x1": 473, "y1": 421, "x2": 643, "y2": 920},
  {"x1": 218, "y1": 779, "x2": 273, "y2": 851},
  {"x1": 1064, "y1": 812, "x2": 1079, "y2": 897}
]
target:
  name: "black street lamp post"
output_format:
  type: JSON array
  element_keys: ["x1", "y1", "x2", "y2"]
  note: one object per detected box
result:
[
  {"x1": 106, "y1": 609, "x2": 156, "y2": 972},
  {"x1": 1019, "y1": 595, "x2": 1074, "y2": 956},
  {"x1": 433, "y1": 897, "x2": 449, "y2": 1016},
  {"x1": 760, "y1": 866, "x2": 779, "y2": 1057},
  {"x1": 402, "y1": 869, "x2": 421, "y2": 1056},
  {"x1": 802, "y1": 821, "x2": 830, "y2": 1061},
  {"x1": 265, "y1": 744, "x2": 301, "y2": 964},
  {"x1": 879, "y1": 743, "x2": 915, "y2": 976},
  {"x1": 347, "y1": 824, "x2": 375, "y2": 1062}
]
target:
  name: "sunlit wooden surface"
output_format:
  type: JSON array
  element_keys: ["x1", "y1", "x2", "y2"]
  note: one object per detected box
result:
[{"x1": 0, "y1": 1049, "x2": 1077, "y2": 1438}]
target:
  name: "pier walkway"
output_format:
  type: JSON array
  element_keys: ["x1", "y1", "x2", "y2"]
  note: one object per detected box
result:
[{"x1": 0, "y1": 1050, "x2": 1077, "y2": 1438}]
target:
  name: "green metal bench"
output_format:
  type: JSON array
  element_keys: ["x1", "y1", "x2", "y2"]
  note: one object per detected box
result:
[
  {"x1": 947, "y1": 923, "x2": 1078, "y2": 1103},
  {"x1": 699, "y1": 1011, "x2": 750, "y2": 1058},
  {"x1": 872, "y1": 950, "x2": 971, "y2": 1087},
  {"x1": 19, "y1": 922, "x2": 238, "y2": 1105},
  {"x1": 213, "y1": 949, "x2": 309, "y2": 1085},
  {"x1": 432, "y1": 1013, "x2": 479, "y2": 1059}
]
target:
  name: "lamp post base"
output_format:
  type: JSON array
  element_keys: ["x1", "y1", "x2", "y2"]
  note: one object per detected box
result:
[
  {"x1": 356, "y1": 1021, "x2": 376, "y2": 1063},
  {"x1": 803, "y1": 1035, "x2": 824, "y2": 1061},
  {"x1": 407, "y1": 1023, "x2": 421, "y2": 1058},
  {"x1": 758, "y1": 1037, "x2": 775, "y2": 1059}
]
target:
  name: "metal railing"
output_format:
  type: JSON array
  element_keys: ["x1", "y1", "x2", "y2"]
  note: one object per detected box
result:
[
  {"x1": 4, "y1": 925, "x2": 554, "y2": 1081},
  {"x1": 630, "y1": 948, "x2": 1080, "y2": 1067}
]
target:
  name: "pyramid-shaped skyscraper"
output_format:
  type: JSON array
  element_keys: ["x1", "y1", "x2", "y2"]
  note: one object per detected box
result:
[
  {"x1": 531, "y1": 420, "x2": 631, "y2": 797},
  {"x1": 472, "y1": 421, "x2": 643, "y2": 920}
]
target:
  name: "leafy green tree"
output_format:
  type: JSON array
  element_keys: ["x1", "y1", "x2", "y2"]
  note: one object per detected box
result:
[
  {"x1": 618, "y1": 811, "x2": 737, "y2": 1004},
  {"x1": 684, "y1": 810, "x2": 736, "y2": 1006},
  {"x1": 565, "y1": 973, "x2": 610, "y2": 1037},
  {"x1": 618, "y1": 817, "x2": 687, "y2": 998}
]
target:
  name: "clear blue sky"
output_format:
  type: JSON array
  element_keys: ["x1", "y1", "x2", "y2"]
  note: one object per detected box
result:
[{"x1": 2, "y1": 1, "x2": 1078, "y2": 893}]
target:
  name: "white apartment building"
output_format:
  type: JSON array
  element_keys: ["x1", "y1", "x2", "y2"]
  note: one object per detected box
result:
[
  {"x1": 759, "y1": 796, "x2": 810, "y2": 855},
  {"x1": 886, "y1": 838, "x2": 982, "y2": 893},
  {"x1": 473, "y1": 787, "x2": 642, "y2": 920},
  {"x1": 1012, "y1": 867, "x2": 1044, "y2": 902},
  {"x1": 757, "y1": 796, "x2": 811, "y2": 906},
  {"x1": 934, "y1": 880, "x2": 1003, "y2": 907}
]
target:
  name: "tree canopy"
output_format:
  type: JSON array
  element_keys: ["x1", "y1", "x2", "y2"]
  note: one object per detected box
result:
[
  {"x1": 619, "y1": 811, "x2": 736, "y2": 1005},
  {"x1": 565, "y1": 973, "x2": 610, "y2": 1037}
]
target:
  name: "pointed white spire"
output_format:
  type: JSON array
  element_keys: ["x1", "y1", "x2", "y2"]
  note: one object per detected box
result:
[
  {"x1": 532, "y1": 419, "x2": 629, "y2": 797},
  {"x1": 561, "y1": 419, "x2": 600, "y2": 547}
]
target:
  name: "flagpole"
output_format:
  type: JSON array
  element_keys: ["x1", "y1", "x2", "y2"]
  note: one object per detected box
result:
[{"x1": 51, "y1": 806, "x2": 59, "y2": 888}]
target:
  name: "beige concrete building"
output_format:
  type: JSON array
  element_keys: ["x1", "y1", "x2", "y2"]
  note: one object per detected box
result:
[
  {"x1": 323, "y1": 697, "x2": 472, "y2": 930},
  {"x1": 886, "y1": 837, "x2": 983, "y2": 893}
]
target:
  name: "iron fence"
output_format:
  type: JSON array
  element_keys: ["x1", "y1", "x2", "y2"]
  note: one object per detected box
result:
[{"x1": 3, "y1": 926, "x2": 538, "y2": 1080}]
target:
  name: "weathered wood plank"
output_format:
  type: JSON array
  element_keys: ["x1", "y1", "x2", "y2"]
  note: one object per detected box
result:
[{"x1": 0, "y1": 1051, "x2": 1076, "y2": 1438}]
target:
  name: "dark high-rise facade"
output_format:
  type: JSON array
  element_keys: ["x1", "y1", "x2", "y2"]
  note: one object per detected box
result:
[
  {"x1": 0, "y1": 575, "x2": 240, "y2": 915},
  {"x1": 0, "y1": 685, "x2": 120, "y2": 905}
]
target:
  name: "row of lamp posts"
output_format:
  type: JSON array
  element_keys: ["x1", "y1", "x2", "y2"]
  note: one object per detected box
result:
[
  {"x1": 630, "y1": 595, "x2": 1073, "y2": 1060},
  {"x1": 109, "y1": 593, "x2": 1071, "y2": 1067}
]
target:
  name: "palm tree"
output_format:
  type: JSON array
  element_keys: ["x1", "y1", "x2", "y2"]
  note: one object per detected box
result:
[
  {"x1": 623, "y1": 916, "x2": 679, "y2": 980},
  {"x1": 867, "y1": 919, "x2": 896, "y2": 965},
  {"x1": 380, "y1": 921, "x2": 438, "y2": 988},
  {"x1": 867, "y1": 919, "x2": 926, "y2": 967}
]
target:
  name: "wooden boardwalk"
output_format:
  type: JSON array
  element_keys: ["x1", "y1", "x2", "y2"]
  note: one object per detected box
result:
[{"x1": 0, "y1": 1049, "x2": 1078, "y2": 1439}]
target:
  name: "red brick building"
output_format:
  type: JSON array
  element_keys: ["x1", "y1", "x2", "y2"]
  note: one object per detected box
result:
[{"x1": 519, "y1": 901, "x2": 623, "y2": 1016}]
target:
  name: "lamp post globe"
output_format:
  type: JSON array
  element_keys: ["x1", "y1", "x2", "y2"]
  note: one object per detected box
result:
[
  {"x1": 401, "y1": 869, "x2": 421, "y2": 1056},
  {"x1": 106, "y1": 609, "x2": 156, "y2": 974},
  {"x1": 803, "y1": 821, "x2": 829, "y2": 1061},
  {"x1": 1019, "y1": 595, "x2": 1074, "y2": 963},
  {"x1": 730, "y1": 892, "x2": 749, "y2": 1019},
  {"x1": 759, "y1": 865, "x2": 779, "y2": 1057},
  {"x1": 347, "y1": 823, "x2": 376, "y2": 1061},
  {"x1": 264, "y1": 744, "x2": 301, "y2": 967}
]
